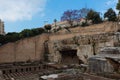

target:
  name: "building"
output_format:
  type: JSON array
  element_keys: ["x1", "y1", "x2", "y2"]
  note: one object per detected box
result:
[{"x1": 0, "y1": 19, "x2": 5, "y2": 35}]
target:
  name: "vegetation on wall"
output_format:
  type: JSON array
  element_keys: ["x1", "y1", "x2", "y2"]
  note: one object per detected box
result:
[
  {"x1": 116, "y1": 0, "x2": 120, "y2": 14},
  {"x1": 86, "y1": 10, "x2": 102, "y2": 24},
  {"x1": 0, "y1": 28, "x2": 45, "y2": 46},
  {"x1": 104, "y1": 8, "x2": 117, "y2": 21},
  {"x1": 44, "y1": 24, "x2": 52, "y2": 32},
  {"x1": 81, "y1": 21, "x2": 89, "y2": 27},
  {"x1": 61, "y1": 8, "x2": 90, "y2": 27}
]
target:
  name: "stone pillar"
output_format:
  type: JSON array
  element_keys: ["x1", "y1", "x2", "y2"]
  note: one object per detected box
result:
[
  {"x1": 0, "y1": 70, "x2": 4, "y2": 80},
  {"x1": 77, "y1": 45, "x2": 93, "y2": 64}
]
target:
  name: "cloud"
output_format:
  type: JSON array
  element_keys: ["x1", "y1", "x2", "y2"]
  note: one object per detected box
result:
[
  {"x1": 104, "y1": 0, "x2": 119, "y2": 13},
  {"x1": 105, "y1": 0, "x2": 117, "y2": 6},
  {"x1": 0, "y1": 0, "x2": 47, "y2": 22}
]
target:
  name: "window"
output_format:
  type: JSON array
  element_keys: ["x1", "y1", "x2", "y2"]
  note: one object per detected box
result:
[
  {"x1": 26, "y1": 68, "x2": 28, "y2": 72},
  {"x1": 15, "y1": 69, "x2": 18, "y2": 72},
  {"x1": 9, "y1": 70, "x2": 12, "y2": 73},
  {"x1": 29, "y1": 68, "x2": 31, "y2": 71},
  {"x1": 21, "y1": 69, "x2": 23, "y2": 72},
  {"x1": 34, "y1": 67, "x2": 36, "y2": 71},
  {"x1": 39, "y1": 67, "x2": 41, "y2": 70},
  {"x1": 2, "y1": 70, "x2": 6, "y2": 74}
]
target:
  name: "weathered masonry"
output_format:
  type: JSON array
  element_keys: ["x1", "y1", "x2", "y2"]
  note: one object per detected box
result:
[
  {"x1": 48, "y1": 32, "x2": 118, "y2": 64},
  {"x1": 0, "y1": 22, "x2": 119, "y2": 64}
]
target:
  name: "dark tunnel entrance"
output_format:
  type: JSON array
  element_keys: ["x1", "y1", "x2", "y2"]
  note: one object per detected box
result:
[{"x1": 60, "y1": 50, "x2": 80, "y2": 64}]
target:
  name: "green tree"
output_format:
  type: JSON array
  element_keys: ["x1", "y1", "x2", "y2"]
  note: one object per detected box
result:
[
  {"x1": 54, "y1": 19, "x2": 57, "y2": 27},
  {"x1": 4, "y1": 32, "x2": 20, "y2": 43},
  {"x1": 86, "y1": 10, "x2": 102, "y2": 24},
  {"x1": 0, "y1": 35, "x2": 5, "y2": 45},
  {"x1": 104, "y1": 8, "x2": 117, "y2": 21},
  {"x1": 31, "y1": 28, "x2": 45, "y2": 36},
  {"x1": 44, "y1": 24, "x2": 52, "y2": 32},
  {"x1": 116, "y1": 0, "x2": 120, "y2": 14},
  {"x1": 0, "y1": 28, "x2": 45, "y2": 45},
  {"x1": 20, "y1": 29, "x2": 33, "y2": 38},
  {"x1": 37, "y1": 28, "x2": 45, "y2": 34}
]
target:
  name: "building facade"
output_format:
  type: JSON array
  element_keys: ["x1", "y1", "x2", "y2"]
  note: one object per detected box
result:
[{"x1": 0, "y1": 19, "x2": 5, "y2": 35}]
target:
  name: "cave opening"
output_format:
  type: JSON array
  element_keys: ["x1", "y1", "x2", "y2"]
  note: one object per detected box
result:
[{"x1": 60, "y1": 49, "x2": 80, "y2": 64}]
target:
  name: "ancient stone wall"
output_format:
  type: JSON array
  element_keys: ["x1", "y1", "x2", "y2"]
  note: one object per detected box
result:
[
  {"x1": 48, "y1": 22, "x2": 119, "y2": 63},
  {"x1": 0, "y1": 43, "x2": 15, "y2": 63},
  {"x1": 0, "y1": 34, "x2": 49, "y2": 63},
  {"x1": 0, "y1": 22, "x2": 119, "y2": 64},
  {"x1": 54, "y1": 22, "x2": 118, "y2": 35},
  {"x1": 48, "y1": 33, "x2": 115, "y2": 63}
]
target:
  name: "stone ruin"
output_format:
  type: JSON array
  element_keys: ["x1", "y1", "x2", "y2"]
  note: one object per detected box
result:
[
  {"x1": 88, "y1": 47, "x2": 120, "y2": 79},
  {"x1": 47, "y1": 32, "x2": 117, "y2": 64},
  {"x1": 0, "y1": 22, "x2": 120, "y2": 80}
]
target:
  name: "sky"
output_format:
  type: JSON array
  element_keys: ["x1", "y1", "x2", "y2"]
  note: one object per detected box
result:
[{"x1": 0, "y1": 0, "x2": 118, "y2": 33}]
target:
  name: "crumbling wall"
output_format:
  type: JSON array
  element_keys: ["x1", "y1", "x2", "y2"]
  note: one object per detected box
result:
[
  {"x1": 48, "y1": 33, "x2": 115, "y2": 63},
  {"x1": 0, "y1": 22, "x2": 119, "y2": 64},
  {"x1": 89, "y1": 57, "x2": 114, "y2": 73},
  {"x1": 88, "y1": 47, "x2": 120, "y2": 74},
  {"x1": 56, "y1": 22, "x2": 118, "y2": 35},
  {"x1": 77, "y1": 45, "x2": 93, "y2": 63}
]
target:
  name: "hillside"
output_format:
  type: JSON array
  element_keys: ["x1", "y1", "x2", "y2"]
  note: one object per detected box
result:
[{"x1": 56, "y1": 22, "x2": 118, "y2": 35}]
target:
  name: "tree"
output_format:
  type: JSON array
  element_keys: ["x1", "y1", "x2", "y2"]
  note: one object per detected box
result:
[
  {"x1": 104, "y1": 8, "x2": 117, "y2": 21},
  {"x1": 61, "y1": 8, "x2": 90, "y2": 27},
  {"x1": 0, "y1": 35, "x2": 5, "y2": 45},
  {"x1": 37, "y1": 28, "x2": 45, "y2": 34},
  {"x1": 0, "y1": 27, "x2": 45, "y2": 45},
  {"x1": 54, "y1": 19, "x2": 57, "y2": 27},
  {"x1": 79, "y1": 8, "x2": 90, "y2": 18},
  {"x1": 61, "y1": 10, "x2": 78, "y2": 27},
  {"x1": 86, "y1": 10, "x2": 102, "y2": 24},
  {"x1": 44, "y1": 24, "x2": 51, "y2": 32},
  {"x1": 20, "y1": 29, "x2": 33, "y2": 38},
  {"x1": 31, "y1": 28, "x2": 45, "y2": 36},
  {"x1": 116, "y1": 0, "x2": 120, "y2": 14},
  {"x1": 4, "y1": 32, "x2": 20, "y2": 43}
]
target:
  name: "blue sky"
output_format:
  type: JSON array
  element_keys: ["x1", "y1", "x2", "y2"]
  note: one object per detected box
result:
[{"x1": 0, "y1": 0, "x2": 118, "y2": 33}]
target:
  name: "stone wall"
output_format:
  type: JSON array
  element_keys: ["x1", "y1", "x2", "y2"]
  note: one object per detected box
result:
[
  {"x1": 88, "y1": 47, "x2": 120, "y2": 74},
  {"x1": 0, "y1": 22, "x2": 119, "y2": 64},
  {"x1": 54, "y1": 73, "x2": 113, "y2": 80},
  {"x1": 55, "y1": 22, "x2": 118, "y2": 35},
  {"x1": 0, "y1": 34, "x2": 49, "y2": 63},
  {"x1": 89, "y1": 57, "x2": 114, "y2": 73},
  {"x1": 48, "y1": 33, "x2": 115, "y2": 63}
]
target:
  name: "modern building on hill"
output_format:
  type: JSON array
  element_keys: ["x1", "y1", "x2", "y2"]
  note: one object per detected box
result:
[{"x1": 0, "y1": 19, "x2": 5, "y2": 35}]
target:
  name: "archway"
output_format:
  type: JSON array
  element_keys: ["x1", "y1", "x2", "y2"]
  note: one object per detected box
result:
[{"x1": 60, "y1": 49, "x2": 80, "y2": 64}]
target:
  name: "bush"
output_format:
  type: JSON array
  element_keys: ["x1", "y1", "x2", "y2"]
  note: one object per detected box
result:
[
  {"x1": 0, "y1": 27, "x2": 45, "y2": 46},
  {"x1": 86, "y1": 10, "x2": 102, "y2": 24},
  {"x1": 104, "y1": 8, "x2": 117, "y2": 21},
  {"x1": 44, "y1": 24, "x2": 52, "y2": 32},
  {"x1": 81, "y1": 22, "x2": 89, "y2": 27}
]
